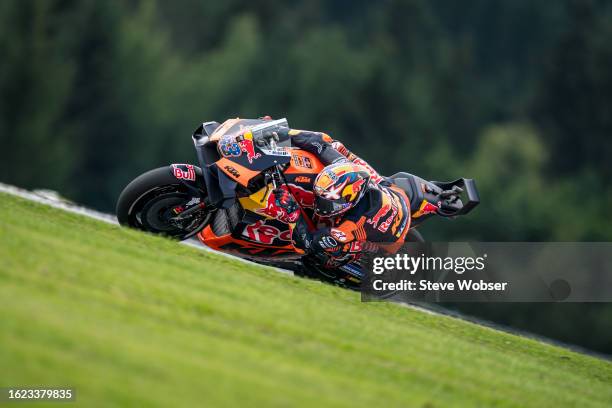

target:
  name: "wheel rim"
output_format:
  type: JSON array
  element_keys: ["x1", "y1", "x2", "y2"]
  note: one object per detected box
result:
[
  {"x1": 129, "y1": 184, "x2": 210, "y2": 239},
  {"x1": 142, "y1": 193, "x2": 189, "y2": 232}
]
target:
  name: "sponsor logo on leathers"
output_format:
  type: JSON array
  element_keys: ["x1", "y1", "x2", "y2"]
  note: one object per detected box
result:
[{"x1": 330, "y1": 228, "x2": 348, "y2": 242}]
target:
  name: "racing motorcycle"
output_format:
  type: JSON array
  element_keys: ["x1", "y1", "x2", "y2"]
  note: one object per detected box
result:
[{"x1": 116, "y1": 118, "x2": 479, "y2": 288}]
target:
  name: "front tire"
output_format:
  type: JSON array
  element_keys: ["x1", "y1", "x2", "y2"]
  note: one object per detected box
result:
[{"x1": 116, "y1": 166, "x2": 210, "y2": 240}]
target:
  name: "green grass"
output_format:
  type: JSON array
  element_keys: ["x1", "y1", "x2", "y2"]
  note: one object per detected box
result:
[{"x1": 0, "y1": 192, "x2": 611, "y2": 407}]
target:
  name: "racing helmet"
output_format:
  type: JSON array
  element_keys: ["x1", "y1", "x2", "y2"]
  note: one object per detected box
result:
[{"x1": 313, "y1": 162, "x2": 371, "y2": 217}]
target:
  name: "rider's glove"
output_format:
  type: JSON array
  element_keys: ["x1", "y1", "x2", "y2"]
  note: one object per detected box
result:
[
  {"x1": 272, "y1": 188, "x2": 300, "y2": 223},
  {"x1": 262, "y1": 127, "x2": 290, "y2": 143},
  {"x1": 273, "y1": 188, "x2": 298, "y2": 213},
  {"x1": 292, "y1": 217, "x2": 312, "y2": 251}
]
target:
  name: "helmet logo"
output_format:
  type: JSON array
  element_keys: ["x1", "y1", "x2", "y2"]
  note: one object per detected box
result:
[
  {"x1": 341, "y1": 177, "x2": 366, "y2": 202},
  {"x1": 321, "y1": 178, "x2": 349, "y2": 200},
  {"x1": 313, "y1": 163, "x2": 371, "y2": 217}
]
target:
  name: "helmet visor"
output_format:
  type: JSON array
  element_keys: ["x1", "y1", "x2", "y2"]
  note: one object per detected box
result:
[{"x1": 314, "y1": 195, "x2": 352, "y2": 217}]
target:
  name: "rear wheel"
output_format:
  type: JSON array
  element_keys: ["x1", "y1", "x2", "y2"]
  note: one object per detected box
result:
[{"x1": 116, "y1": 166, "x2": 211, "y2": 240}]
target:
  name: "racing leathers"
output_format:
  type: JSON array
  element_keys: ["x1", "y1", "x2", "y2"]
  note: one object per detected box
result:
[{"x1": 273, "y1": 128, "x2": 411, "y2": 266}]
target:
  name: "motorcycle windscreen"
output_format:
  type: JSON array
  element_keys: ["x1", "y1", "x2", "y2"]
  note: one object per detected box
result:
[
  {"x1": 213, "y1": 118, "x2": 293, "y2": 179},
  {"x1": 209, "y1": 118, "x2": 267, "y2": 142}
]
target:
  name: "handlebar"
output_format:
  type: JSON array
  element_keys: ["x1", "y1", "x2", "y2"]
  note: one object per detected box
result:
[{"x1": 249, "y1": 118, "x2": 288, "y2": 141}]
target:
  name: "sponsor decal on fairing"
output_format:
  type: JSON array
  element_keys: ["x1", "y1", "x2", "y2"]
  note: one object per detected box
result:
[
  {"x1": 218, "y1": 133, "x2": 261, "y2": 164},
  {"x1": 172, "y1": 164, "x2": 196, "y2": 181}
]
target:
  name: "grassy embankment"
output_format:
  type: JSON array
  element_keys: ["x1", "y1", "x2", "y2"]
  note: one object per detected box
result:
[{"x1": 1, "y1": 193, "x2": 611, "y2": 407}]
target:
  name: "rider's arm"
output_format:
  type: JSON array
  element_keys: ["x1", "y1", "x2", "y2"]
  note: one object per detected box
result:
[
  {"x1": 278, "y1": 128, "x2": 385, "y2": 184},
  {"x1": 330, "y1": 140, "x2": 385, "y2": 185},
  {"x1": 292, "y1": 217, "x2": 360, "y2": 254},
  {"x1": 278, "y1": 128, "x2": 348, "y2": 165}
]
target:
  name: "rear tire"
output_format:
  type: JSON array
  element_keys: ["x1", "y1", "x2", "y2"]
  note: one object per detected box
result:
[{"x1": 116, "y1": 166, "x2": 210, "y2": 240}]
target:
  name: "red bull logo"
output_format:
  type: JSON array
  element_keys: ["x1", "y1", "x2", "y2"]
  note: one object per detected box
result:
[
  {"x1": 288, "y1": 184, "x2": 315, "y2": 208},
  {"x1": 367, "y1": 203, "x2": 391, "y2": 228},
  {"x1": 256, "y1": 184, "x2": 315, "y2": 223},
  {"x1": 341, "y1": 177, "x2": 366, "y2": 201},
  {"x1": 412, "y1": 200, "x2": 439, "y2": 218},
  {"x1": 258, "y1": 188, "x2": 300, "y2": 223},
  {"x1": 239, "y1": 137, "x2": 260, "y2": 164}
]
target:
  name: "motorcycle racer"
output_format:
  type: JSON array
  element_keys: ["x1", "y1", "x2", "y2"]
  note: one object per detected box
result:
[
  {"x1": 269, "y1": 127, "x2": 412, "y2": 265},
  {"x1": 117, "y1": 115, "x2": 479, "y2": 287}
]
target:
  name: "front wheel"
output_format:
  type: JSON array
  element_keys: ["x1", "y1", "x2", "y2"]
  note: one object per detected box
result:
[{"x1": 116, "y1": 166, "x2": 211, "y2": 240}]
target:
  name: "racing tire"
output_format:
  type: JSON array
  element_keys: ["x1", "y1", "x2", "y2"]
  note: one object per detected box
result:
[{"x1": 116, "y1": 166, "x2": 210, "y2": 240}]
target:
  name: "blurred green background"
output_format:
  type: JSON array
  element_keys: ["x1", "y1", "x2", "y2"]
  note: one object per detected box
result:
[{"x1": 1, "y1": 0, "x2": 611, "y2": 354}]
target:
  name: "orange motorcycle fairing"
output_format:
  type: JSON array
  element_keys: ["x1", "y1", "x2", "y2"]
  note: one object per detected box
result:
[
  {"x1": 285, "y1": 150, "x2": 326, "y2": 175},
  {"x1": 197, "y1": 223, "x2": 300, "y2": 259},
  {"x1": 217, "y1": 157, "x2": 260, "y2": 187},
  {"x1": 198, "y1": 148, "x2": 327, "y2": 260}
]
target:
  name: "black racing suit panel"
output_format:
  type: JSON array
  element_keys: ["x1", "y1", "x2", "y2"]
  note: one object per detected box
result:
[{"x1": 278, "y1": 128, "x2": 347, "y2": 165}]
